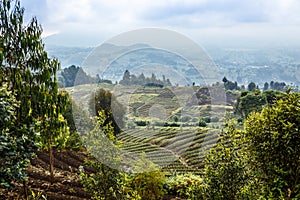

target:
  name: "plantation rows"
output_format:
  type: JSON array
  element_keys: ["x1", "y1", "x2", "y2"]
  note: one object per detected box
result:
[{"x1": 117, "y1": 127, "x2": 220, "y2": 174}]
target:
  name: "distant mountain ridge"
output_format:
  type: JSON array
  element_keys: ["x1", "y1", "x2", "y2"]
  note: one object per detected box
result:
[
  {"x1": 45, "y1": 45, "x2": 93, "y2": 68},
  {"x1": 47, "y1": 43, "x2": 300, "y2": 87},
  {"x1": 80, "y1": 43, "x2": 205, "y2": 86}
]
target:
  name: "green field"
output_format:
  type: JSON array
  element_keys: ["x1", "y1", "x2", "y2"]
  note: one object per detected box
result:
[
  {"x1": 117, "y1": 127, "x2": 219, "y2": 174},
  {"x1": 67, "y1": 83, "x2": 231, "y2": 174}
]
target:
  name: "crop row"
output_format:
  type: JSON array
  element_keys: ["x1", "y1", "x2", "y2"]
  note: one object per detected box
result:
[{"x1": 118, "y1": 127, "x2": 220, "y2": 173}]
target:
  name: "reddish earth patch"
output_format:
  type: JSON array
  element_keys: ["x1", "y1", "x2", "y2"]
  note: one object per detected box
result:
[
  {"x1": 1, "y1": 149, "x2": 184, "y2": 200},
  {"x1": 1, "y1": 149, "x2": 94, "y2": 200}
]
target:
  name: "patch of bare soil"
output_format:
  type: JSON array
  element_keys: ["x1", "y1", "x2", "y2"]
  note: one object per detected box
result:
[{"x1": 0, "y1": 149, "x2": 94, "y2": 200}]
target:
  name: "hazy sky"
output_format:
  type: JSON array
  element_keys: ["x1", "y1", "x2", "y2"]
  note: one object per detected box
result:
[{"x1": 22, "y1": 0, "x2": 300, "y2": 47}]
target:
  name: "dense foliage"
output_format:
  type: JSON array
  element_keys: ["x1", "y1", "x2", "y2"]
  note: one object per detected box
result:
[
  {"x1": 80, "y1": 110, "x2": 123, "y2": 200},
  {"x1": 202, "y1": 121, "x2": 252, "y2": 200},
  {"x1": 60, "y1": 65, "x2": 111, "y2": 87},
  {"x1": 235, "y1": 90, "x2": 283, "y2": 118},
  {"x1": 80, "y1": 110, "x2": 167, "y2": 200},
  {"x1": 0, "y1": 84, "x2": 32, "y2": 188},
  {"x1": 89, "y1": 88, "x2": 125, "y2": 134},
  {"x1": 165, "y1": 173, "x2": 203, "y2": 199},
  {"x1": 0, "y1": 0, "x2": 69, "y2": 186},
  {"x1": 119, "y1": 70, "x2": 171, "y2": 86},
  {"x1": 245, "y1": 90, "x2": 300, "y2": 199},
  {"x1": 202, "y1": 91, "x2": 300, "y2": 199}
]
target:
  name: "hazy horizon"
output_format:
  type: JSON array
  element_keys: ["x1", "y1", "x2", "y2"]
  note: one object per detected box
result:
[{"x1": 20, "y1": 0, "x2": 300, "y2": 48}]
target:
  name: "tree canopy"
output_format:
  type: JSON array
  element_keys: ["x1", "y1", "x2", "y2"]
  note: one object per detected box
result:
[
  {"x1": 0, "y1": 0, "x2": 69, "y2": 186},
  {"x1": 89, "y1": 88, "x2": 125, "y2": 135},
  {"x1": 245, "y1": 90, "x2": 300, "y2": 199}
]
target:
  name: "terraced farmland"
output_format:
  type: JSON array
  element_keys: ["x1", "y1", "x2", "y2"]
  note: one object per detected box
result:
[
  {"x1": 68, "y1": 84, "x2": 232, "y2": 174},
  {"x1": 117, "y1": 127, "x2": 219, "y2": 174}
]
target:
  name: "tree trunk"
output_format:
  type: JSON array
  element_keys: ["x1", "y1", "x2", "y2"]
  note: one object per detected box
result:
[
  {"x1": 49, "y1": 137, "x2": 54, "y2": 184},
  {"x1": 23, "y1": 180, "x2": 28, "y2": 199}
]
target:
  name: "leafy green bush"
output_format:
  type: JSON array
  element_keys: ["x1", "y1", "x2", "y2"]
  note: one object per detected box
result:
[
  {"x1": 79, "y1": 110, "x2": 125, "y2": 200},
  {"x1": 165, "y1": 173, "x2": 203, "y2": 199},
  {"x1": 135, "y1": 120, "x2": 148, "y2": 126},
  {"x1": 235, "y1": 92, "x2": 267, "y2": 117},
  {"x1": 65, "y1": 131, "x2": 82, "y2": 150},
  {"x1": 129, "y1": 156, "x2": 167, "y2": 200},
  {"x1": 198, "y1": 120, "x2": 207, "y2": 127},
  {"x1": 202, "y1": 121, "x2": 253, "y2": 200},
  {"x1": 0, "y1": 85, "x2": 31, "y2": 188},
  {"x1": 80, "y1": 111, "x2": 167, "y2": 200},
  {"x1": 80, "y1": 160, "x2": 124, "y2": 200}
]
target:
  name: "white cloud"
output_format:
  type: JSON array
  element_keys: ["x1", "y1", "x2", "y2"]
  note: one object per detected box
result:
[{"x1": 21, "y1": 0, "x2": 300, "y2": 46}]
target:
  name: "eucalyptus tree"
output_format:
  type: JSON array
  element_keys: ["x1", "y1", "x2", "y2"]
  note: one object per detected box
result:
[{"x1": 0, "y1": 0, "x2": 68, "y2": 185}]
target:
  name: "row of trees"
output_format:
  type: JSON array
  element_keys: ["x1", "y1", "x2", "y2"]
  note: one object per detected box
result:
[
  {"x1": 222, "y1": 76, "x2": 289, "y2": 92},
  {"x1": 119, "y1": 70, "x2": 172, "y2": 87},
  {"x1": 263, "y1": 80, "x2": 287, "y2": 91},
  {"x1": 234, "y1": 90, "x2": 282, "y2": 118}
]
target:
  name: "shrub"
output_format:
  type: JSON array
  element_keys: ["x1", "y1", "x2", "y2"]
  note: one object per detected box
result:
[
  {"x1": 129, "y1": 154, "x2": 167, "y2": 200},
  {"x1": 198, "y1": 120, "x2": 207, "y2": 127},
  {"x1": 65, "y1": 131, "x2": 82, "y2": 150},
  {"x1": 172, "y1": 115, "x2": 179, "y2": 122},
  {"x1": 245, "y1": 91, "x2": 300, "y2": 199},
  {"x1": 165, "y1": 173, "x2": 203, "y2": 199},
  {"x1": 202, "y1": 121, "x2": 252, "y2": 200},
  {"x1": 135, "y1": 120, "x2": 148, "y2": 126}
]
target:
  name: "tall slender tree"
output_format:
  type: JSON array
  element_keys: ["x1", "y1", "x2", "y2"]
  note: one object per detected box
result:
[{"x1": 0, "y1": 0, "x2": 68, "y2": 185}]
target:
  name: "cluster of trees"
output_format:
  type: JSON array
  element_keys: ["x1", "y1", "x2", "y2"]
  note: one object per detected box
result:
[
  {"x1": 60, "y1": 65, "x2": 112, "y2": 87},
  {"x1": 203, "y1": 91, "x2": 300, "y2": 199},
  {"x1": 222, "y1": 77, "x2": 240, "y2": 90},
  {"x1": 222, "y1": 76, "x2": 289, "y2": 92},
  {"x1": 263, "y1": 80, "x2": 287, "y2": 91},
  {"x1": 119, "y1": 70, "x2": 172, "y2": 87},
  {"x1": 235, "y1": 89, "x2": 282, "y2": 118},
  {"x1": 247, "y1": 81, "x2": 287, "y2": 92}
]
